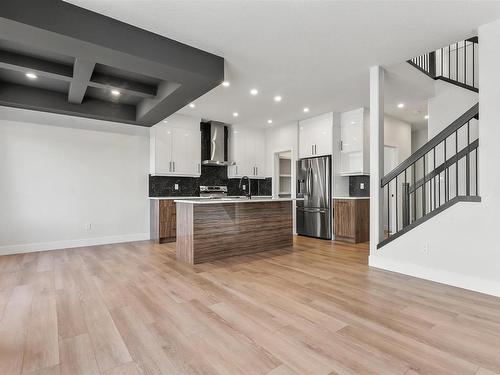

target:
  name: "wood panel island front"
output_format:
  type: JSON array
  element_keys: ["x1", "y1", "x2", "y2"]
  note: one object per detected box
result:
[{"x1": 175, "y1": 198, "x2": 294, "y2": 264}]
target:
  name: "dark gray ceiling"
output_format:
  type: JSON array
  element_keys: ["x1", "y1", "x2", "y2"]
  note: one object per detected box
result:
[{"x1": 0, "y1": 0, "x2": 224, "y2": 126}]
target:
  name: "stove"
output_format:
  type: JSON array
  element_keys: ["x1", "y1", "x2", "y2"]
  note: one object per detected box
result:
[{"x1": 199, "y1": 185, "x2": 228, "y2": 198}]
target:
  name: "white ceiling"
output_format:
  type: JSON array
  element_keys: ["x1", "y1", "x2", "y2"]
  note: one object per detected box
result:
[{"x1": 66, "y1": 0, "x2": 500, "y2": 128}]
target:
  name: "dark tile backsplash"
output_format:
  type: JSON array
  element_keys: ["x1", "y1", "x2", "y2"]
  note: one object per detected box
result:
[
  {"x1": 149, "y1": 166, "x2": 272, "y2": 197},
  {"x1": 149, "y1": 175, "x2": 199, "y2": 197},
  {"x1": 227, "y1": 177, "x2": 272, "y2": 196},
  {"x1": 349, "y1": 175, "x2": 370, "y2": 197}
]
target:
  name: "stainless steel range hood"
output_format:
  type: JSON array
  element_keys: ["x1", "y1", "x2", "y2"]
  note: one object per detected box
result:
[{"x1": 201, "y1": 121, "x2": 235, "y2": 166}]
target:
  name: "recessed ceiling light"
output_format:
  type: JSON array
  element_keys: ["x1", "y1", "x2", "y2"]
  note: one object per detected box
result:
[
  {"x1": 25, "y1": 72, "x2": 37, "y2": 79},
  {"x1": 250, "y1": 88, "x2": 258, "y2": 96},
  {"x1": 111, "y1": 89, "x2": 121, "y2": 96},
  {"x1": 233, "y1": 112, "x2": 239, "y2": 117},
  {"x1": 274, "y1": 95, "x2": 282, "y2": 102},
  {"x1": 188, "y1": 103, "x2": 196, "y2": 108},
  {"x1": 397, "y1": 103, "x2": 405, "y2": 108},
  {"x1": 424, "y1": 115, "x2": 429, "y2": 120},
  {"x1": 303, "y1": 107, "x2": 309, "y2": 113},
  {"x1": 222, "y1": 81, "x2": 230, "y2": 87},
  {"x1": 267, "y1": 119, "x2": 273, "y2": 124}
]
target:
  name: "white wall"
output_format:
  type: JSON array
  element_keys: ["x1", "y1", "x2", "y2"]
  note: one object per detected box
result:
[
  {"x1": 370, "y1": 19, "x2": 500, "y2": 297},
  {"x1": 411, "y1": 128, "x2": 428, "y2": 153},
  {"x1": 384, "y1": 114, "x2": 412, "y2": 163},
  {"x1": 428, "y1": 80, "x2": 478, "y2": 137},
  {"x1": 0, "y1": 107, "x2": 150, "y2": 255},
  {"x1": 264, "y1": 122, "x2": 298, "y2": 178}
]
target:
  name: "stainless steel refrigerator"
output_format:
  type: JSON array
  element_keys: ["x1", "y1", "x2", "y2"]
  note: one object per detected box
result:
[{"x1": 296, "y1": 155, "x2": 332, "y2": 240}]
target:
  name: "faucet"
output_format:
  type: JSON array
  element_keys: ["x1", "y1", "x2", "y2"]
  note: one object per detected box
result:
[{"x1": 239, "y1": 176, "x2": 251, "y2": 199}]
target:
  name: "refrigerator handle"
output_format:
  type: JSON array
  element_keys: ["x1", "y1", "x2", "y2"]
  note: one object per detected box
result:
[{"x1": 307, "y1": 167, "x2": 313, "y2": 196}]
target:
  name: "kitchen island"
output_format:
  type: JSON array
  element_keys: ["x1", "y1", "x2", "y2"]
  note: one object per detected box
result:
[{"x1": 175, "y1": 198, "x2": 294, "y2": 264}]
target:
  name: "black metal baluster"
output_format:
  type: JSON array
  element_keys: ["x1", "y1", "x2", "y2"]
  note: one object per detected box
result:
[
  {"x1": 413, "y1": 163, "x2": 417, "y2": 222},
  {"x1": 429, "y1": 51, "x2": 436, "y2": 77},
  {"x1": 445, "y1": 139, "x2": 449, "y2": 202},
  {"x1": 464, "y1": 41, "x2": 467, "y2": 85},
  {"x1": 466, "y1": 121, "x2": 470, "y2": 196},
  {"x1": 472, "y1": 42, "x2": 475, "y2": 87},
  {"x1": 433, "y1": 147, "x2": 436, "y2": 210},
  {"x1": 404, "y1": 169, "x2": 408, "y2": 227},
  {"x1": 438, "y1": 169, "x2": 441, "y2": 207},
  {"x1": 422, "y1": 156, "x2": 426, "y2": 216},
  {"x1": 387, "y1": 185, "x2": 390, "y2": 237},
  {"x1": 448, "y1": 45, "x2": 451, "y2": 78},
  {"x1": 395, "y1": 175, "x2": 399, "y2": 233},
  {"x1": 455, "y1": 130, "x2": 459, "y2": 197}
]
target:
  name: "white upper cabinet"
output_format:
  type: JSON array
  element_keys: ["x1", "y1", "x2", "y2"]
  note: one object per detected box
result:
[
  {"x1": 339, "y1": 108, "x2": 370, "y2": 175},
  {"x1": 228, "y1": 127, "x2": 266, "y2": 179},
  {"x1": 150, "y1": 114, "x2": 201, "y2": 177},
  {"x1": 298, "y1": 113, "x2": 333, "y2": 158}
]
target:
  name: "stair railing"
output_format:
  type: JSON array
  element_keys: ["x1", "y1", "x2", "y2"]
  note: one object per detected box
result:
[
  {"x1": 378, "y1": 103, "x2": 479, "y2": 248},
  {"x1": 408, "y1": 37, "x2": 478, "y2": 92}
]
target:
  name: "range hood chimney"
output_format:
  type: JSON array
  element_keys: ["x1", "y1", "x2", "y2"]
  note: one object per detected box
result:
[{"x1": 200, "y1": 121, "x2": 235, "y2": 166}]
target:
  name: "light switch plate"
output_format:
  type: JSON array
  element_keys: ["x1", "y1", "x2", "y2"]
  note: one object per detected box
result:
[
  {"x1": 174, "y1": 183, "x2": 179, "y2": 190},
  {"x1": 360, "y1": 183, "x2": 365, "y2": 190}
]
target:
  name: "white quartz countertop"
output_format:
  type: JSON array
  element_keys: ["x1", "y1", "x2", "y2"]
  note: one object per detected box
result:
[
  {"x1": 333, "y1": 196, "x2": 370, "y2": 200},
  {"x1": 175, "y1": 197, "x2": 301, "y2": 204},
  {"x1": 149, "y1": 195, "x2": 272, "y2": 200}
]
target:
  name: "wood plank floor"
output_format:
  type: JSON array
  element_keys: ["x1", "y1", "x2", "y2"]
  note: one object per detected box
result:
[{"x1": 0, "y1": 236, "x2": 499, "y2": 375}]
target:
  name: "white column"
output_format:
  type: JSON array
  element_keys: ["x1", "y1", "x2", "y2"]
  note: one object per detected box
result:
[{"x1": 369, "y1": 66, "x2": 384, "y2": 254}]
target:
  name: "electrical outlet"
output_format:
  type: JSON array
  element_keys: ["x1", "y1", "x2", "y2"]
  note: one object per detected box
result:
[
  {"x1": 174, "y1": 183, "x2": 179, "y2": 190},
  {"x1": 85, "y1": 223, "x2": 92, "y2": 232},
  {"x1": 360, "y1": 182, "x2": 365, "y2": 190}
]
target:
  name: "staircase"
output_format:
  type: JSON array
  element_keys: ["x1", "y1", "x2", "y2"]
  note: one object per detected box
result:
[
  {"x1": 408, "y1": 37, "x2": 478, "y2": 92},
  {"x1": 378, "y1": 37, "x2": 481, "y2": 248}
]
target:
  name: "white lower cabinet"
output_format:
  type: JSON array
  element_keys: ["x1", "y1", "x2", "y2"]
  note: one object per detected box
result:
[
  {"x1": 150, "y1": 114, "x2": 201, "y2": 177},
  {"x1": 228, "y1": 127, "x2": 266, "y2": 179}
]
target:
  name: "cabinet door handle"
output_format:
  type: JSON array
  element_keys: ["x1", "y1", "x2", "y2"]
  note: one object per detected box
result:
[
  {"x1": 169, "y1": 161, "x2": 172, "y2": 172},
  {"x1": 173, "y1": 161, "x2": 175, "y2": 172},
  {"x1": 340, "y1": 140, "x2": 343, "y2": 151},
  {"x1": 256, "y1": 166, "x2": 258, "y2": 175},
  {"x1": 311, "y1": 145, "x2": 314, "y2": 155},
  {"x1": 236, "y1": 166, "x2": 238, "y2": 175}
]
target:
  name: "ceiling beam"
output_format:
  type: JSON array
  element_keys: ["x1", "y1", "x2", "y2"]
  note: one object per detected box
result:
[
  {"x1": 0, "y1": 82, "x2": 137, "y2": 124},
  {"x1": 68, "y1": 58, "x2": 95, "y2": 104},
  {"x1": 0, "y1": 50, "x2": 73, "y2": 80},
  {"x1": 88, "y1": 73, "x2": 157, "y2": 98}
]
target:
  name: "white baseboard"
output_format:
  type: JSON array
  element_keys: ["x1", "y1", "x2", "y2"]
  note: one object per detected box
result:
[
  {"x1": 369, "y1": 256, "x2": 500, "y2": 298},
  {"x1": 0, "y1": 233, "x2": 151, "y2": 256}
]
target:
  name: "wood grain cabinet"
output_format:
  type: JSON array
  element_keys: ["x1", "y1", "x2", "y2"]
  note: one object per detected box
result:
[
  {"x1": 333, "y1": 198, "x2": 369, "y2": 243},
  {"x1": 150, "y1": 199, "x2": 177, "y2": 243}
]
